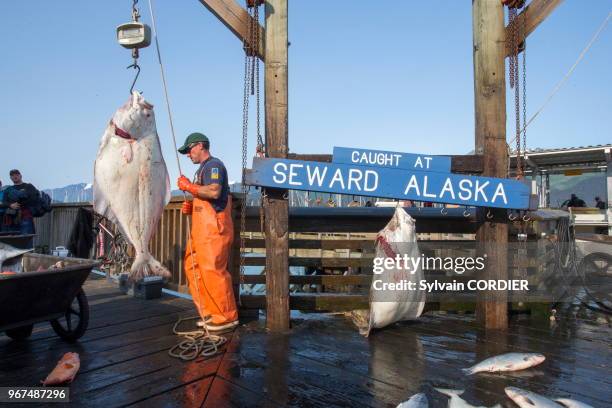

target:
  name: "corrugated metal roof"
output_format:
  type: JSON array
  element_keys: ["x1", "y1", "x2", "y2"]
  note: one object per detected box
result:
[{"x1": 509, "y1": 144, "x2": 611, "y2": 170}]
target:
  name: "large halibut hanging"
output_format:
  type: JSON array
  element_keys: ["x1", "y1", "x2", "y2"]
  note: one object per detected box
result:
[{"x1": 94, "y1": 91, "x2": 171, "y2": 280}]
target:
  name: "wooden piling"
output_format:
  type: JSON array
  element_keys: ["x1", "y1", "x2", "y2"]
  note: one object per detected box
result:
[
  {"x1": 264, "y1": 0, "x2": 290, "y2": 331},
  {"x1": 473, "y1": 0, "x2": 508, "y2": 329}
]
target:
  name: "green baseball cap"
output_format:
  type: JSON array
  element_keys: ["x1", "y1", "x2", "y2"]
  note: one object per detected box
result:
[{"x1": 178, "y1": 132, "x2": 210, "y2": 154}]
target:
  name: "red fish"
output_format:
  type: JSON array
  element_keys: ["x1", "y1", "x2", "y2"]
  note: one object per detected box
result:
[{"x1": 42, "y1": 353, "x2": 80, "y2": 386}]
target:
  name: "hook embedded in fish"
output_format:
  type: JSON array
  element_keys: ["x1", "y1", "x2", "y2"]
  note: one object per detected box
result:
[{"x1": 462, "y1": 352, "x2": 545, "y2": 375}]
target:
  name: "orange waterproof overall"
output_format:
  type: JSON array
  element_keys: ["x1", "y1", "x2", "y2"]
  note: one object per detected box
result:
[{"x1": 184, "y1": 195, "x2": 238, "y2": 324}]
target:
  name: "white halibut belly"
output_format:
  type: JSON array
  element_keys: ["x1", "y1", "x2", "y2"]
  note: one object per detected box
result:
[{"x1": 94, "y1": 134, "x2": 170, "y2": 255}]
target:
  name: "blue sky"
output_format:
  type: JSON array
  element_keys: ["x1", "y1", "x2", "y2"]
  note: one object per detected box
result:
[{"x1": 0, "y1": 1, "x2": 610, "y2": 190}]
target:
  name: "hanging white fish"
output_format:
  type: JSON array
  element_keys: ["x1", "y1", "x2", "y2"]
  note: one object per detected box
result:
[
  {"x1": 555, "y1": 398, "x2": 594, "y2": 408},
  {"x1": 505, "y1": 387, "x2": 562, "y2": 408},
  {"x1": 397, "y1": 393, "x2": 428, "y2": 408},
  {"x1": 462, "y1": 352, "x2": 545, "y2": 375},
  {"x1": 94, "y1": 91, "x2": 171, "y2": 280},
  {"x1": 435, "y1": 388, "x2": 501, "y2": 408},
  {"x1": 0, "y1": 242, "x2": 32, "y2": 269}
]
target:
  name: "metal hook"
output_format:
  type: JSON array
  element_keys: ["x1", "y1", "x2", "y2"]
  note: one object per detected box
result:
[
  {"x1": 132, "y1": 0, "x2": 140, "y2": 21},
  {"x1": 440, "y1": 207, "x2": 448, "y2": 216},
  {"x1": 282, "y1": 191, "x2": 289, "y2": 200},
  {"x1": 486, "y1": 209, "x2": 494, "y2": 220},
  {"x1": 463, "y1": 208, "x2": 471, "y2": 218},
  {"x1": 508, "y1": 212, "x2": 518, "y2": 221},
  {"x1": 127, "y1": 63, "x2": 141, "y2": 94},
  {"x1": 522, "y1": 214, "x2": 531, "y2": 222}
]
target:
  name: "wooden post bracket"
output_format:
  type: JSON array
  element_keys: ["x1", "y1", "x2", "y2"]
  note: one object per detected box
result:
[
  {"x1": 505, "y1": 0, "x2": 564, "y2": 57},
  {"x1": 198, "y1": 0, "x2": 265, "y2": 61}
]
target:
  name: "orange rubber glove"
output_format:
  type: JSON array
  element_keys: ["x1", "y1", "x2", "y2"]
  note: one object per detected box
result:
[
  {"x1": 177, "y1": 176, "x2": 199, "y2": 195},
  {"x1": 181, "y1": 201, "x2": 193, "y2": 215}
]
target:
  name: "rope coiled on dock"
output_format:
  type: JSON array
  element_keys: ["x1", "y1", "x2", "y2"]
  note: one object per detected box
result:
[{"x1": 168, "y1": 316, "x2": 227, "y2": 361}]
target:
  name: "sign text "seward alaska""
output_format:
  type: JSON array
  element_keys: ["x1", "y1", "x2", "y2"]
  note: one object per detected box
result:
[{"x1": 245, "y1": 158, "x2": 532, "y2": 209}]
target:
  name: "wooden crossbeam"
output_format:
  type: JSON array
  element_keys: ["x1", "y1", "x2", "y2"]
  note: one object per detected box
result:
[
  {"x1": 198, "y1": 0, "x2": 265, "y2": 60},
  {"x1": 505, "y1": 0, "x2": 564, "y2": 57}
]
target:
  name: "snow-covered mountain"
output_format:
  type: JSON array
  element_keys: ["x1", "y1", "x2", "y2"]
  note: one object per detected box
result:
[{"x1": 43, "y1": 183, "x2": 93, "y2": 203}]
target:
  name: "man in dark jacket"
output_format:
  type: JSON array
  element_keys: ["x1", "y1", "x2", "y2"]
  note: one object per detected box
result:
[
  {"x1": 594, "y1": 196, "x2": 606, "y2": 210},
  {"x1": 0, "y1": 180, "x2": 9, "y2": 232},
  {"x1": 561, "y1": 193, "x2": 586, "y2": 208},
  {"x1": 5, "y1": 169, "x2": 39, "y2": 235}
]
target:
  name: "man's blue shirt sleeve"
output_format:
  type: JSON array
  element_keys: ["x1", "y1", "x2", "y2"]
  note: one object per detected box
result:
[{"x1": 202, "y1": 161, "x2": 225, "y2": 186}]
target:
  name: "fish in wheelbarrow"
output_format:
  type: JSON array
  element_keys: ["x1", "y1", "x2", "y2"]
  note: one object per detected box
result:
[
  {"x1": 94, "y1": 91, "x2": 171, "y2": 280},
  {"x1": 462, "y1": 352, "x2": 545, "y2": 375},
  {"x1": 0, "y1": 242, "x2": 32, "y2": 269},
  {"x1": 42, "y1": 352, "x2": 80, "y2": 386},
  {"x1": 505, "y1": 387, "x2": 562, "y2": 408}
]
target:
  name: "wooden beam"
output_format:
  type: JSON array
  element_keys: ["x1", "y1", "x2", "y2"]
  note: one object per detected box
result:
[
  {"x1": 264, "y1": 0, "x2": 289, "y2": 332},
  {"x1": 288, "y1": 153, "x2": 485, "y2": 174},
  {"x1": 473, "y1": 0, "x2": 509, "y2": 329},
  {"x1": 198, "y1": 0, "x2": 265, "y2": 60},
  {"x1": 505, "y1": 0, "x2": 564, "y2": 57}
]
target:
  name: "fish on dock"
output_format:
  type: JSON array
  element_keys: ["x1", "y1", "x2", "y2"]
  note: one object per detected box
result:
[
  {"x1": 435, "y1": 388, "x2": 501, "y2": 408},
  {"x1": 94, "y1": 91, "x2": 171, "y2": 280},
  {"x1": 42, "y1": 352, "x2": 80, "y2": 386},
  {"x1": 555, "y1": 398, "x2": 594, "y2": 408},
  {"x1": 505, "y1": 387, "x2": 562, "y2": 408},
  {"x1": 397, "y1": 392, "x2": 428, "y2": 408},
  {"x1": 462, "y1": 352, "x2": 545, "y2": 375}
]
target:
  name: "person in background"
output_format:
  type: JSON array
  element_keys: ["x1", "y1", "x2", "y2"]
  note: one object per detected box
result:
[
  {"x1": 5, "y1": 169, "x2": 39, "y2": 235},
  {"x1": 561, "y1": 193, "x2": 586, "y2": 208},
  {"x1": 0, "y1": 180, "x2": 9, "y2": 232},
  {"x1": 594, "y1": 196, "x2": 606, "y2": 210}
]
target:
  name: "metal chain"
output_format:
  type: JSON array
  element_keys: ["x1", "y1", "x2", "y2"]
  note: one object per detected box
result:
[
  {"x1": 239, "y1": 5, "x2": 253, "y2": 283},
  {"x1": 508, "y1": 8, "x2": 517, "y2": 89},
  {"x1": 239, "y1": 0, "x2": 264, "y2": 284},
  {"x1": 132, "y1": 0, "x2": 140, "y2": 22},
  {"x1": 507, "y1": 5, "x2": 523, "y2": 178},
  {"x1": 521, "y1": 13, "x2": 528, "y2": 169},
  {"x1": 254, "y1": 5, "x2": 264, "y2": 157}
]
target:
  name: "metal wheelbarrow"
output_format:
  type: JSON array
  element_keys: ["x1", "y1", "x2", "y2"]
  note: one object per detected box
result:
[{"x1": 0, "y1": 252, "x2": 99, "y2": 342}]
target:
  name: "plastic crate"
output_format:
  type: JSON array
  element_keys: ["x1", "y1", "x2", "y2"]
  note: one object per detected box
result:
[{"x1": 118, "y1": 274, "x2": 163, "y2": 300}]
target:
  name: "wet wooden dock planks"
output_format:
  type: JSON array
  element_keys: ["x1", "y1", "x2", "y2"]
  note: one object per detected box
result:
[{"x1": 1, "y1": 275, "x2": 609, "y2": 407}]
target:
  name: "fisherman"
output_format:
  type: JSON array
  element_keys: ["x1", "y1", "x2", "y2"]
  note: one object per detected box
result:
[
  {"x1": 176, "y1": 133, "x2": 238, "y2": 332},
  {"x1": 4, "y1": 170, "x2": 39, "y2": 236}
]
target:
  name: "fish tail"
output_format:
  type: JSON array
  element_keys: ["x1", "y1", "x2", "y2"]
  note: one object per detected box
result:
[{"x1": 129, "y1": 252, "x2": 171, "y2": 281}]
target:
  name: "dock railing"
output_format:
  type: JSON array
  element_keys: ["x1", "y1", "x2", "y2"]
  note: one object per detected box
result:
[{"x1": 34, "y1": 197, "x2": 569, "y2": 313}]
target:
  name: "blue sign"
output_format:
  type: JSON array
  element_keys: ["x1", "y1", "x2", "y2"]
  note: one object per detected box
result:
[
  {"x1": 333, "y1": 146, "x2": 451, "y2": 172},
  {"x1": 245, "y1": 157, "x2": 533, "y2": 209}
]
